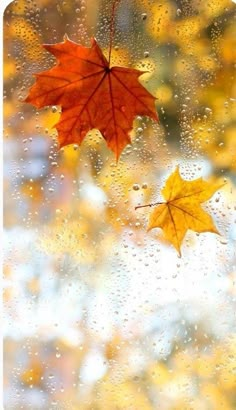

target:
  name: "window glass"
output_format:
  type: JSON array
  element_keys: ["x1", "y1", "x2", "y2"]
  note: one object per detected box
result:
[{"x1": 4, "y1": 0, "x2": 236, "y2": 408}]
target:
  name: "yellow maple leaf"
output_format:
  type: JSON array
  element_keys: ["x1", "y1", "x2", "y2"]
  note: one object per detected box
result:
[{"x1": 145, "y1": 167, "x2": 223, "y2": 255}]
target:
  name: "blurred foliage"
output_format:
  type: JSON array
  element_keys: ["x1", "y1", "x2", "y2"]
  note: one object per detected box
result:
[{"x1": 3, "y1": 0, "x2": 236, "y2": 408}]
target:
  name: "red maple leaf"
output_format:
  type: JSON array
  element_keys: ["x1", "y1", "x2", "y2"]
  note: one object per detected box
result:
[{"x1": 25, "y1": 36, "x2": 158, "y2": 159}]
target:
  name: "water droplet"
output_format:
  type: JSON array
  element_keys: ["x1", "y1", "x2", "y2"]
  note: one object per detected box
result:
[
  {"x1": 205, "y1": 107, "x2": 212, "y2": 114},
  {"x1": 133, "y1": 184, "x2": 140, "y2": 191},
  {"x1": 219, "y1": 238, "x2": 228, "y2": 245}
]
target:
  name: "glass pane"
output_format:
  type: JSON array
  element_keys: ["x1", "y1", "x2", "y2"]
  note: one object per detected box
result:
[{"x1": 4, "y1": 0, "x2": 236, "y2": 408}]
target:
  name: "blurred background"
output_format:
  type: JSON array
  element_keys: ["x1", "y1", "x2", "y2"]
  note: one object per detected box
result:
[{"x1": 3, "y1": 0, "x2": 236, "y2": 408}]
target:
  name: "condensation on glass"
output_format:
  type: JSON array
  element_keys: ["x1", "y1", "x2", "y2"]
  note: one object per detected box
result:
[{"x1": 3, "y1": 0, "x2": 236, "y2": 408}]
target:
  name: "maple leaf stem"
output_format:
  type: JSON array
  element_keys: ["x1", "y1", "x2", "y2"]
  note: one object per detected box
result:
[
  {"x1": 108, "y1": 0, "x2": 121, "y2": 66},
  {"x1": 135, "y1": 202, "x2": 163, "y2": 211}
]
